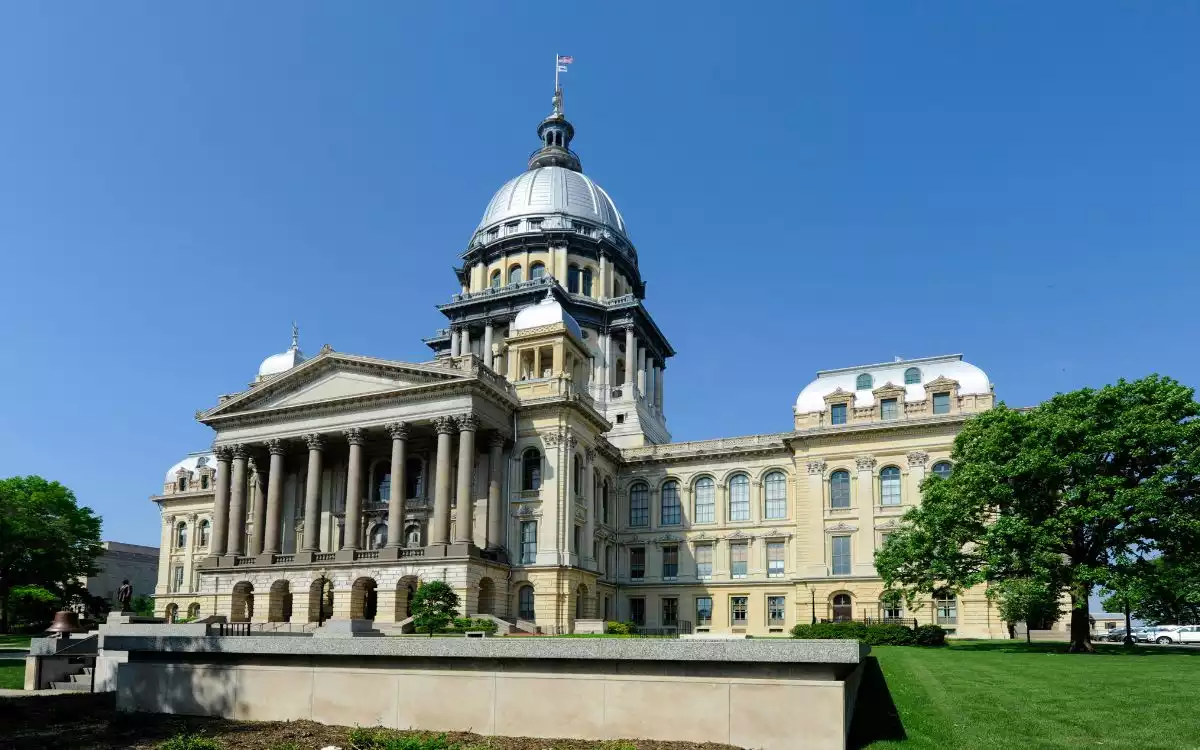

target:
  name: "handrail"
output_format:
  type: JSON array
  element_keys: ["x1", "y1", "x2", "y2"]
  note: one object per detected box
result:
[{"x1": 55, "y1": 634, "x2": 99, "y2": 656}]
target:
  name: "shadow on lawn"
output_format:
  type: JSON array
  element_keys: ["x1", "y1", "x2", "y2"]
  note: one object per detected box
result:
[
  {"x1": 945, "y1": 640, "x2": 1200, "y2": 657},
  {"x1": 848, "y1": 657, "x2": 906, "y2": 749}
]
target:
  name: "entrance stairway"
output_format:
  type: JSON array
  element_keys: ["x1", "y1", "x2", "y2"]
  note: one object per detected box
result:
[{"x1": 50, "y1": 664, "x2": 93, "y2": 692}]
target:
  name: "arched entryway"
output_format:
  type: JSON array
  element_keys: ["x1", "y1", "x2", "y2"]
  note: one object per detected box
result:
[
  {"x1": 516, "y1": 583, "x2": 535, "y2": 621},
  {"x1": 231, "y1": 582, "x2": 254, "y2": 623},
  {"x1": 307, "y1": 578, "x2": 334, "y2": 623},
  {"x1": 268, "y1": 580, "x2": 293, "y2": 623},
  {"x1": 351, "y1": 577, "x2": 378, "y2": 620},
  {"x1": 830, "y1": 592, "x2": 853, "y2": 623},
  {"x1": 478, "y1": 577, "x2": 495, "y2": 615},
  {"x1": 395, "y1": 575, "x2": 418, "y2": 620},
  {"x1": 186, "y1": 603, "x2": 201, "y2": 620},
  {"x1": 165, "y1": 603, "x2": 178, "y2": 623}
]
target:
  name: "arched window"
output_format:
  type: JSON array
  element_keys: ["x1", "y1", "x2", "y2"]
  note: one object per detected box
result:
[
  {"x1": 490, "y1": 269, "x2": 501, "y2": 289},
  {"x1": 199, "y1": 519, "x2": 210, "y2": 547},
  {"x1": 694, "y1": 476, "x2": 715, "y2": 523},
  {"x1": 764, "y1": 471, "x2": 787, "y2": 519},
  {"x1": 177, "y1": 477, "x2": 188, "y2": 492},
  {"x1": 830, "y1": 470, "x2": 851, "y2": 509},
  {"x1": 530, "y1": 262, "x2": 546, "y2": 279},
  {"x1": 629, "y1": 482, "x2": 649, "y2": 527},
  {"x1": 405, "y1": 457, "x2": 424, "y2": 499},
  {"x1": 508, "y1": 265, "x2": 523, "y2": 285},
  {"x1": 518, "y1": 585, "x2": 535, "y2": 620},
  {"x1": 522, "y1": 449, "x2": 542, "y2": 491},
  {"x1": 880, "y1": 466, "x2": 902, "y2": 506},
  {"x1": 405, "y1": 524, "x2": 422, "y2": 547},
  {"x1": 369, "y1": 524, "x2": 387, "y2": 550},
  {"x1": 176, "y1": 522, "x2": 188, "y2": 549},
  {"x1": 935, "y1": 590, "x2": 958, "y2": 625},
  {"x1": 932, "y1": 461, "x2": 953, "y2": 480},
  {"x1": 904, "y1": 367, "x2": 922, "y2": 385},
  {"x1": 660, "y1": 480, "x2": 681, "y2": 525},
  {"x1": 832, "y1": 593, "x2": 853, "y2": 622},
  {"x1": 729, "y1": 474, "x2": 750, "y2": 521},
  {"x1": 856, "y1": 373, "x2": 873, "y2": 390},
  {"x1": 582, "y1": 268, "x2": 593, "y2": 296},
  {"x1": 567, "y1": 265, "x2": 581, "y2": 293}
]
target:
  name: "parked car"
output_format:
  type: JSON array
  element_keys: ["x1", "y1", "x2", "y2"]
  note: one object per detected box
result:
[
  {"x1": 1147, "y1": 625, "x2": 1200, "y2": 645},
  {"x1": 1132, "y1": 627, "x2": 1160, "y2": 642},
  {"x1": 1104, "y1": 627, "x2": 1130, "y2": 642}
]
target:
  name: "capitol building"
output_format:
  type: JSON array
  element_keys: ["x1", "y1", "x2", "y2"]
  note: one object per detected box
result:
[{"x1": 151, "y1": 91, "x2": 1005, "y2": 638}]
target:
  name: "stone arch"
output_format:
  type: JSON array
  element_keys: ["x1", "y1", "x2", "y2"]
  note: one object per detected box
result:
[
  {"x1": 187, "y1": 602, "x2": 201, "y2": 620},
  {"x1": 231, "y1": 581, "x2": 254, "y2": 623},
  {"x1": 395, "y1": 575, "x2": 419, "y2": 621},
  {"x1": 829, "y1": 591, "x2": 854, "y2": 623},
  {"x1": 307, "y1": 577, "x2": 334, "y2": 623},
  {"x1": 575, "y1": 583, "x2": 589, "y2": 620},
  {"x1": 351, "y1": 577, "x2": 378, "y2": 620},
  {"x1": 515, "y1": 582, "x2": 536, "y2": 621},
  {"x1": 268, "y1": 580, "x2": 293, "y2": 623},
  {"x1": 477, "y1": 577, "x2": 495, "y2": 615},
  {"x1": 164, "y1": 603, "x2": 178, "y2": 623}
]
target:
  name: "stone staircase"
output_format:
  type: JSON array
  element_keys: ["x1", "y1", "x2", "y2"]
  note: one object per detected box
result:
[{"x1": 50, "y1": 664, "x2": 93, "y2": 692}]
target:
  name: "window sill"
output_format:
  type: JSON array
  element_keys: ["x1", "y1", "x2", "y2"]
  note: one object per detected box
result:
[
  {"x1": 731, "y1": 574, "x2": 747, "y2": 580},
  {"x1": 662, "y1": 576, "x2": 677, "y2": 582}
]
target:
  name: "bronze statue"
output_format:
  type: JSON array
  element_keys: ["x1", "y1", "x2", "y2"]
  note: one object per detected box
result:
[{"x1": 116, "y1": 579, "x2": 133, "y2": 613}]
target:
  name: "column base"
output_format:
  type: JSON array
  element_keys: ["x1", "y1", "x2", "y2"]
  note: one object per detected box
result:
[
  {"x1": 335, "y1": 549, "x2": 357, "y2": 563},
  {"x1": 293, "y1": 551, "x2": 315, "y2": 565},
  {"x1": 378, "y1": 547, "x2": 401, "y2": 561},
  {"x1": 256, "y1": 553, "x2": 275, "y2": 566}
]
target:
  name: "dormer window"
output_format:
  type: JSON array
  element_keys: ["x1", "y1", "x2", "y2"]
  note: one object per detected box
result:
[
  {"x1": 881, "y1": 398, "x2": 899, "y2": 421},
  {"x1": 830, "y1": 403, "x2": 847, "y2": 425},
  {"x1": 933, "y1": 392, "x2": 951, "y2": 414},
  {"x1": 904, "y1": 367, "x2": 922, "y2": 385},
  {"x1": 177, "y1": 477, "x2": 188, "y2": 492},
  {"x1": 856, "y1": 373, "x2": 873, "y2": 390},
  {"x1": 487, "y1": 227, "x2": 499, "y2": 240},
  {"x1": 504, "y1": 221, "x2": 520, "y2": 236}
]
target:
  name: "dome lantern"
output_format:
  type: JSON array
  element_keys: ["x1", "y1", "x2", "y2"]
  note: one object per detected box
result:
[{"x1": 529, "y1": 88, "x2": 581, "y2": 172}]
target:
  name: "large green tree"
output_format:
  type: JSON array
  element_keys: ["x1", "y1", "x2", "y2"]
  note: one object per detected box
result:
[
  {"x1": 876, "y1": 376, "x2": 1200, "y2": 652},
  {"x1": 409, "y1": 580, "x2": 460, "y2": 637},
  {"x1": 0, "y1": 476, "x2": 103, "y2": 632},
  {"x1": 991, "y1": 577, "x2": 1064, "y2": 642},
  {"x1": 1101, "y1": 557, "x2": 1200, "y2": 625}
]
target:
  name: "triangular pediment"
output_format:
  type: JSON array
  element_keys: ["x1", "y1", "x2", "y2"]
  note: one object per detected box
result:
[
  {"x1": 924, "y1": 375, "x2": 960, "y2": 392},
  {"x1": 202, "y1": 353, "x2": 468, "y2": 419}
]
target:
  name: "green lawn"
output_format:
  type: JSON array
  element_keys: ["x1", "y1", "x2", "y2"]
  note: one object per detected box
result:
[
  {"x1": 0, "y1": 663, "x2": 24, "y2": 689},
  {"x1": 856, "y1": 639, "x2": 1200, "y2": 750},
  {"x1": 0, "y1": 635, "x2": 32, "y2": 651}
]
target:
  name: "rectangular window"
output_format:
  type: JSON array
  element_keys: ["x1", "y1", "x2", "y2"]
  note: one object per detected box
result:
[
  {"x1": 881, "y1": 398, "x2": 899, "y2": 420},
  {"x1": 662, "y1": 545, "x2": 678, "y2": 579},
  {"x1": 662, "y1": 597, "x2": 679, "y2": 627},
  {"x1": 832, "y1": 535, "x2": 852, "y2": 575},
  {"x1": 573, "y1": 525, "x2": 582, "y2": 557},
  {"x1": 630, "y1": 597, "x2": 645, "y2": 626},
  {"x1": 520, "y1": 521, "x2": 537, "y2": 564},
  {"x1": 630, "y1": 547, "x2": 645, "y2": 581},
  {"x1": 695, "y1": 544, "x2": 713, "y2": 579},
  {"x1": 731, "y1": 596, "x2": 748, "y2": 626},
  {"x1": 767, "y1": 541, "x2": 785, "y2": 578},
  {"x1": 731, "y1": 542, "x2": 748, "y2": 579},
  {"x1": 830, "y1": 402, "x2": 847, "y2": 425},
  {"x1": 933, "y1": 391, "x2": 951, "y2": 414},
  {"x1": 629, "y1": 484, "x2": 649, "y2": 527},
  {"x1": 172, "y1": 565, "x2": 184, "y2": 593},
  {"x1": 694, "y1": 480, "x2": 716, "y2": 523},
  {"x1": 767, "y1": 595, "x2": 786, "y2": 626},
  {"x1": 696, "y1": 596, "x2": 713, "y2": 626}
]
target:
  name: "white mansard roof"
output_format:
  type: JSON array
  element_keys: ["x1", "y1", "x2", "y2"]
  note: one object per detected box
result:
[
  {"x1": 164, "y1": 452, "x2": 216, "y2": 482},
  {"x1": 794, "y1": 354, "x2": 991, "y2": 413},
  {"x1": 511, "y1": 292, "x2": 584, "y2": 342}
]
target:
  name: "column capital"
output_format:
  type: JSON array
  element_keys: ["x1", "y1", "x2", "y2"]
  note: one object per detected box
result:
[
  {"x1": 213, "y1": 445, "x2": 233, "y2": 462},
  {"x1": 266, "y1": 438, "x2": 287, "y2": 456},
  {"x1": 455, "y1": 412, "x2": 480, "y2": 432},
  {"x1": 433, "y1": 415, "x2": 458, "y2": 435},
  {"x1": 907, "y1": 450, "x2": 929, "y2": 468},
  {"x1": 806, "y1": 459, "x2": 827, "y2": 475},
  {"x1": 488, "y1": 433, "x2": 507, "y2": 450},
  {"x1": 344, "y1": 427, "x2": 366, "y2": 446},
  {"x1": 855, "y1": 456, "x2": 877, "y2": 472},
  {"x1": 231, "y1": 443, "x2": 248, "y2": 460},
  {"x1": 584, "y1": 446, "x2": 596, "y2": 462},
  {"x1": 387, "y1": 421, "x2": 411, "y2": 441},
  {"x1": 304, "y1": 433, "x2": 325, "y2": 451}
]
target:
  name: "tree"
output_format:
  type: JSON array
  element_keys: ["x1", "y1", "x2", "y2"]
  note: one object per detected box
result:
[
  {"x1": 409, "y1": 580, "x2": 460, "y2": 637},
  {"x1": 131, "y1": 595, "x2": 155, "y2": 618},
  {"x1": 0, "y1": 476, "x2": 104, "y2": 633},
  {"x1": 1102, "y1": 557, "x2": 1200, "y2": 625},
  {"x1": 991, "y1": 578, "x2": 1064, "y2": 642},
  {"x1": 876, "y1": 376, "x2": 1200, "y2": 653}
]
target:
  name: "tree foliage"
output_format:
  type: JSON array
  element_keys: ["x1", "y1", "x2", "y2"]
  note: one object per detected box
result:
[
  {"x1": 0, "y1": 476, "x2": 104, "y2": 632},
  {"x1": 991, "y1": 578, "x2": 1064, "y2": 641},
  {"x1": 409, "y1": 580, "x2": 460, "y2": 637},
  {"x1": 875, "y1": 376, "x2": 1200, "y2": 652},
  {"x1": 1101, "y1": 557, "x2": 1200, "y2": 625}
]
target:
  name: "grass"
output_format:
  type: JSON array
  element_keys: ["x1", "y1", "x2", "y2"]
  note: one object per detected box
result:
[
  {"x1": 0, "y1": 634, "x2": 32, "y2": 650},
  {"x1": 855, "y1": 639, "x2": 1200, "y2": 749},
  {"x1": 0, "y1": 663, "x2": 24, "y2": 689}
]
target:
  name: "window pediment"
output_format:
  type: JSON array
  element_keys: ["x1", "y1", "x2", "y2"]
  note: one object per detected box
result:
[
  {"x1": 923, "y1": 376, "x2": 960, "y2": 394},
  {"x1": 872, "y1": 382, "x2": 906, "y2": 399},
  {"x1": 823, "y1": 388, "x2": 856, "y2": 407}
]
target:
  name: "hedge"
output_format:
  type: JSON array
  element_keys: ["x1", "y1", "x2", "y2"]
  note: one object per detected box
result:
[
  {"x1": 790, "y1": 621, "x2": 945, "y2": 647},
  {"x1": 442, "y1": 617, "x2": 499, "y2": 634}
]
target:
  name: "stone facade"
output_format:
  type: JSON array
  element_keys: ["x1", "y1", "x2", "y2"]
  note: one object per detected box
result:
[{"x1": 150, "y1": 92, "x2": 1007, "y2": 638}]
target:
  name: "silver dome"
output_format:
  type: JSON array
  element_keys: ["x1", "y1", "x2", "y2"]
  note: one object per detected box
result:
[{"x1": 477, "y1": 166, "x2": 628, "y2": 240}]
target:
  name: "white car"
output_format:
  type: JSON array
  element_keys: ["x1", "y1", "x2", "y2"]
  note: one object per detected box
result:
[{"x1": 1148, "y1": 625, "x2": 1200, "y2": 644}]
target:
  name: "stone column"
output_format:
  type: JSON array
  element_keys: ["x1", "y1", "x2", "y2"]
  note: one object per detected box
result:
[
  {"x1": 300, "y1": 434, "x2": 325, "y2": 552},
  {"x1": 210, "y1": 447, "x2": 233, "y2": 557},
  {"x1": 646, "y1": 357, "x2": 657, "y2": 409},
  {"x1": 262, "y1": 439, "x2": 286, "y2": 554},
  {"x1": 454, "y1": 413, "x2": 479, "y2": 545},
  {"x1": 461, "y1": 327, "x2": 472, "y2": 358},
  {"x1": 450, "y1": 328, "x2": 461, "y2": 357},
  {"x1": 584, "y1": 448, "x2": 596, "y2": 567},
  {"x1": 386, "y1": 422, "x2": 409, "y2": 548},
  {"x1": 248, "y1": 457, "x2": 267, "y2": 556},
  {"x1": 636, "y1": 346, "x2": 647, "y2": 399},
  {"x1": 227, "y1": 444, "x2": 249, "y2": 556},
  {"x1": 655, "y1": 366, "x2": 664, "y2": 414},
  {"x1": 624, "y1": 327, "x2": 636, "y2": 395},
  {"x1": 342, "y1": 427, "x2": 365, "y2": 551},
  {"x1": 483, "y1": 323, "x2": 494, "y2": 367},
  {"x1": 486, "y1": 434, "x2": 506, "y2": 550},
  {"x1": 430, "y1": 416, "x2": 456, "y2": 545}
]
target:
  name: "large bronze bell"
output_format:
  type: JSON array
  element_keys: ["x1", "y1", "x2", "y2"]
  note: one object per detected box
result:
[{"x1": 45, "y1": 610, "x2": 83, "y2": 635}]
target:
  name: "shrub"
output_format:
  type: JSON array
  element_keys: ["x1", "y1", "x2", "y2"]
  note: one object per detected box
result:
[
  {"x1": 914, "y1": 624, "x2": 947, "y2": 646},
  {"x1": 864, "y1": 623, "x2": 916, "y2": 646},
  {"x1": 605, "y1": 620, "x2": 634, "y2": 635},
  {"x1": 790, "y1": 621, "x2": 868, "y2": 640},
  {"x1": 442, "y1": 617, "x2": 498, "y2": 634},
  {"x1": 158, "y1": 733, "x2": 222, "y2": 750},
  {"x1": 348, "y1": 728, "x2": 460, "y2": 750}
]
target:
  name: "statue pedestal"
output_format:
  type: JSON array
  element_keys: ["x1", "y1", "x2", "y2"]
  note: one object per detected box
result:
[{"x1": 106, "y1": 612, "x2": 165, "y2": 626}]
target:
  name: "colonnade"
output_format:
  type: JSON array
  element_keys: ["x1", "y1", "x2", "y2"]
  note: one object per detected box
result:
[
  {"x1": 613, "y1": 326, "x2": 664, "y2": 413},
  {"x1": 207, "y1": 413, "x2": 508, "y2": 560}
]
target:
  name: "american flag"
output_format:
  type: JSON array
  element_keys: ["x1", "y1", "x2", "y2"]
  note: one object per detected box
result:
[{"x1": 557, "y1": 55, "x2": 574, "y2": 64}]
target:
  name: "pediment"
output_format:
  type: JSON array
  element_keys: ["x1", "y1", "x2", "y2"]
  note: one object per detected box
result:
[
  {"x1": 872, "y1": 382, "x2": 906, "y2": 398},
  {"x1": 258, "y1": 370, "x2": 432, "y2": 409},
  {"x1": 923, "y1": 375, "x2": 960, "y2": 392}
]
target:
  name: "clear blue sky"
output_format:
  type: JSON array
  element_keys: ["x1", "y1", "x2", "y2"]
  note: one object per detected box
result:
[{"x1": 1, "y1": 2, "x2": 1197, "y2": 548}]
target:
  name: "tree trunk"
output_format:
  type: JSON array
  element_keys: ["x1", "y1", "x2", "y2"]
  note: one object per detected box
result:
[
  {"x1": 1068, "y1": 585, "x2": 1093, "y2": 653},
  {"x1": 0, "y1": 591, "x2": 7, "y2": 634},
  {"x1": 1123, "y1": 597, "x2": 1134, "y2": 646}
]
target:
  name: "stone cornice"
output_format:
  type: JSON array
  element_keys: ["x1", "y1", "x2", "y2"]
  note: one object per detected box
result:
[
  {"x1": 621, "y1": 433, "x2": 792, "y2": 465},
  {"x1": 787, "y1": 413, "x2": 970, "y2": 443}
]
